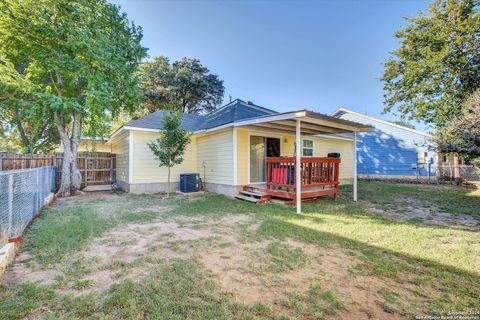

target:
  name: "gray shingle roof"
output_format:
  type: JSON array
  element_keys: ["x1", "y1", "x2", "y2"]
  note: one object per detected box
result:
[
  {"x1": 124, "y1": 99, "x2": 277, "y2": 132},
  {"x1": 125, "y1": 111, "x2": 206, "y2": 131},
  {"x1": 201, "y1": 99, "x2": 277, "y2": 130}
]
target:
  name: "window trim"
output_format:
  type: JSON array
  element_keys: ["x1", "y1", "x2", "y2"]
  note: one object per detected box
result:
[{"x1": 302, "y1": 139, "x2": 314, "y2": 157}]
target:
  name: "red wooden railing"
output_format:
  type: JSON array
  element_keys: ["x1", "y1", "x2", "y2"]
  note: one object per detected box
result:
[{"x1": 266, "y1": 157, "x2": 341, "y2": 200}]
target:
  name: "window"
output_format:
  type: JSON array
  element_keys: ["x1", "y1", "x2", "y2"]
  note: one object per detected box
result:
[{"x1": 302, "y1": 139, "x2": 314, "y2": 157}]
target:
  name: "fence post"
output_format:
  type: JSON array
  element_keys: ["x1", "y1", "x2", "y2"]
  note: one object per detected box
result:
[{"x1": 7, "y1": 174, "x2": 13, "y2": 238}]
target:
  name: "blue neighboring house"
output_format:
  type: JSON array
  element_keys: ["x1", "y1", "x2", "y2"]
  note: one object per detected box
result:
[{"x1": 332, "y1": 108, "x2": 436, "y2": 178}]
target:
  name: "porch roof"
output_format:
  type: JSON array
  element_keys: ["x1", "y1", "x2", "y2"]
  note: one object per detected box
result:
[{"x1": 194, "y1": 109, "x2": 374, "y2": 135}]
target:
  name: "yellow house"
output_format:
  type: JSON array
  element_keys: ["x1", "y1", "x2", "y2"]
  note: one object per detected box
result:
[
  {"x1": 107, "y1": 99, "x2": 372, "y2": 211},
  {"x1": 77, "y1": 138, "x2": 112, "y2": 153}
]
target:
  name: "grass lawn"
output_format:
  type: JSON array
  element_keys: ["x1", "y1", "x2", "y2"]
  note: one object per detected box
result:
[{"x1": 1, "y1": 181, "x2": 479, "y2": 319}]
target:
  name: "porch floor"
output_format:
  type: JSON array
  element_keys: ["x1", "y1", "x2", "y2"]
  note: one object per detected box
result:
[
  {"x1": 237, "y1": 183, "x2": 337, "y2": 205},
  {"x1": 246, "y1": 184, "x2": 336, "y2": 193}
]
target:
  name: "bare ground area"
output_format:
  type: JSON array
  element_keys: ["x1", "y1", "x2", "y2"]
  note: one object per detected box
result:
[
  {"x1": 3, "y1": 191, "x2": 434, "y2": 320},
  {"x1": 363, "y1": 196, "x2": 480, "y2": 230}
]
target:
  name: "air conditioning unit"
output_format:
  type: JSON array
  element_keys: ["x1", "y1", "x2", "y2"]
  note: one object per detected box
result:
[{"x1": 179, "y1": 173, "x2": 201, "y2": 193}]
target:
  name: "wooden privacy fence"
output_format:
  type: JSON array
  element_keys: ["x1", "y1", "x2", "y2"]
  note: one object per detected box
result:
[{"x1": 0, "y1": 153, "x2": 116, "y2": 188}]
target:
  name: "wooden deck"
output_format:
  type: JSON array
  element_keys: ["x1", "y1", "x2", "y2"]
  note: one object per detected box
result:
[{"x1": 236, "y1": 157, "x2": 341, "y2": 205}]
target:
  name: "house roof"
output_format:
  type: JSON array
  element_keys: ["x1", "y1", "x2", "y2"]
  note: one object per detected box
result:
[
  {"x1": 109, "y1": 99, "x2": 373, "y2": 142},
  {"x1": 201, "y1": 99, "x2": 277, "y2": 129},
  {"x1": 125, "y1": 111, "x2": 206, "y2": 132},
  {"x1": 122, "y1": 99, "x2": 276, "y2": 132},
  {"x1": 331, "y1": 108, "x2": 432, "y2": 137}
]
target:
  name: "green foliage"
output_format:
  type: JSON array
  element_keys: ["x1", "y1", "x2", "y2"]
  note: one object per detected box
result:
[
  {"x1": 388, "y1": 120, "x2": 416, "y2": 130},
  {"x1": 0, "y1": 0, "x2": 147, "y2": 152},
  {"x1": 382, "y1": 0, "x2": 480, "y2": 128},
  {"x1": 147, "y1": 112, "x2": 191, "y2": 170},
  {"x1": 148, "y1": 112, "x2": 191, "y2": 195},
  {"x1": 436, "y1": 90, "x2": 480, "y2": 157},
  {"x1": 0, "y1": 53, "x2": 59, "y2": 153},
  {"x1": 139, "y1": 56, "x2": 224, "y2": 114}
]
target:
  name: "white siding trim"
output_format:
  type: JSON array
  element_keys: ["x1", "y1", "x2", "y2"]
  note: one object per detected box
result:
[
  {"x1": 295, "y1": 120, "x2": 302, "y2": 214},
  {"x1": 233, "y1": 127, "x2": 237, "y2": 185},
  {"x1": 124, "y1": 126, "x2": 161, "y2": 133},
  {"x1": 128, "y1": 130, "x2": 133, "y2": 184},
  {"x1": 353, "y1": 131, "x2": 357, "y2": 202}
]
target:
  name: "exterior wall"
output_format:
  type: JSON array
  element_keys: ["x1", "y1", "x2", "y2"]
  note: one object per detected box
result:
[
  {"x1": 314, "y1": 137, "x2": 354, "y2": 182},
  {"x1": 131, "y1": 131, "x2": 198, "y2": 184},
  {"x1": 118, "y1": 129, "x2": 234, "y2": 194},
  {"x1": 110, "y1": 130, "x2": 129, "y2": 185},
  {"x1": 336, "y1": 112, "x2": 435, "y2": 177},
  {"x1": 78, "y1": 140, "x2": 111, "y2": 153},
  {"x1": 235, "y1": 128, "x2": 355, "y2": 186},
  {"x1": 120, "y1": 126, "x2": 354, "y2": 195},
  {"x1": 196, "y1": 129, "x2": 234, "y2": 186}
]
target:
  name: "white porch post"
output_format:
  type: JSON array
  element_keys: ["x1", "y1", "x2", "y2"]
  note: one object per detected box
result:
[
  {"x1": 296, "y1": 119, "x2": 302, "y2": 214},
  {"x1": 353, "y1": 131, "x2": 357, "y2": 202}
]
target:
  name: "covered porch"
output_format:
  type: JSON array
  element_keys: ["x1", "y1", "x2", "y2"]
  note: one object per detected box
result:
[{"x1": 229, "y1": 109, "x2": 373, "y2": 213}]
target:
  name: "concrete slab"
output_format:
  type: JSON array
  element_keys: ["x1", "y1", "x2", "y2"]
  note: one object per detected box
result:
[
  {"x1": 0, "y1": 242, "x2": 15, "y2": 274},
  {"x1": 83, "y1": 185, "x2": 112, "y2": 192}
]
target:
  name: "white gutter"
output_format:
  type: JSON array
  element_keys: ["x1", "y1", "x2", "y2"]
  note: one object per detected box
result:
[{"x1": 331, "y1": 108, "x2": 432, "y2": 137}]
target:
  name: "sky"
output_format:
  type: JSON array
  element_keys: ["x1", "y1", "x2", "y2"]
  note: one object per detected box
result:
[{"x1": 111, "y1": 0, "x2": 431, "y2": 130}]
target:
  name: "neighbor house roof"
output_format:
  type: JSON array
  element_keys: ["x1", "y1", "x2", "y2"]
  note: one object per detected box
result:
[{"x1": 331, "y1": 108, "x2": 432, "y2": 137}]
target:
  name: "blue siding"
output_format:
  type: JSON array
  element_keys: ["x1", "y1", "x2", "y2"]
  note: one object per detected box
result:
[{"x1": 337, "y1": 112, "x2": 436, "y2": 177}]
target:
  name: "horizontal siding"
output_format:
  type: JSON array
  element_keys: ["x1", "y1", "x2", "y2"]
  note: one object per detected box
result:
[
  {"x1": 338, "y1": 113, "x2": 436, "y2": 176},
  {"x1": 132, "y1": 131, "x2": 197, "y2": 183},
  {"x1": 111, "y1": 131, "x2": 129, "y2": 183},
  {"x1": 236, "y1": 128, "x2": 354, "y2": 184},
  {"x1": 314, "y1": 138, "x2": 354, "y2": 180},
  {"x1": 197, "y1": 129, "x2": 233, "y2": 185},
  {"x1": 237, "y1": 129, "x2": 249, "y2": 186}
]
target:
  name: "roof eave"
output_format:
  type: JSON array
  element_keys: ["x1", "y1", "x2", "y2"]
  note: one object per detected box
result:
[{"x1": 331, "y1": 108, "x2": 432, "y2": 137}]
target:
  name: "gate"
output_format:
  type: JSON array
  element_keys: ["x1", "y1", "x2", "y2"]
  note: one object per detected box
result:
[
  {"x1": 0, "y1": 152, "x2": 116, "y2": 189},
  {"x1": 77, "y1": 153, "x2": 116, "y2": 188}
]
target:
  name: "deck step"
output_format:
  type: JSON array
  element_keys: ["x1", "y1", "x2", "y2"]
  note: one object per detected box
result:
[
  {"x1": 235, "y1": 194, "x2": 260, "y2": 203},
  {"x1": 242, "y1": 185, "x2": 267, "y2": 193},
  {"x1": 239, "y1": 190, "x2": 265, "y2": 197}
]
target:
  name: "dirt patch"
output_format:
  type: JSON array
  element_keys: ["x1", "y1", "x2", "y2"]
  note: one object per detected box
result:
[
  {"x1": 198, "y1": 235, "x2": 412, "y2": 320},
  {"x1": 365, "y1": 197, "x2": 480, "y2": 230},
  {"x1": 51, "y1": 191, "x2": 118, "y2": 208},
  {"x1": 4, "y1": 252, "x2": 58, "y2": 285}
]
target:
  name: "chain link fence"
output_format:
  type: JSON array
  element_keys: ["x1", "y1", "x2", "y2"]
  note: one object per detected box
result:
[
  {"x1": 359, "y1": 164, "x2": 480, "y2": 183},
  {"x1": 0, "y1": 167, "x2": 56, "y2": 240},
  {"x1": 437, "y1": 164, "x2": 480, "y2": 182}
]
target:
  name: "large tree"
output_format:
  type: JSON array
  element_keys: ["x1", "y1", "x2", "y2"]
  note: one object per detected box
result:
[
  {"x1": 436, "y1": 90, "x2": 480, "y2": 158},
  {"x1": 0, "y1": 54, "x2": 59, "y2": 153},
  {"x1": 139, "y1": 56, "x2": 224, "y2": 114},
  {"x1": 0, "y1": 0, "x2": 147, "y2": 196},
  {"x1": 382, "y1": 0, "x2": 480, "y2": 128}
]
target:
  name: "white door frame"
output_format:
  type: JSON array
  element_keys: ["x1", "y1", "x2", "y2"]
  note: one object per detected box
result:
[{"x1": 247, "y1": 132, "x2": 282, "y2": 185}]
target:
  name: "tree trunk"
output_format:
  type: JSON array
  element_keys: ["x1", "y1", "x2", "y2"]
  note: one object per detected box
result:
[
  {"x1": 453, "y1": 153, "x2": 461, "y2": 185},
  {"x1": 56, "y1": 112, "x2": 82, "y2": 197},
  {"x1": 167, "y1": 166, "x2": 171, "y2": 197}
]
